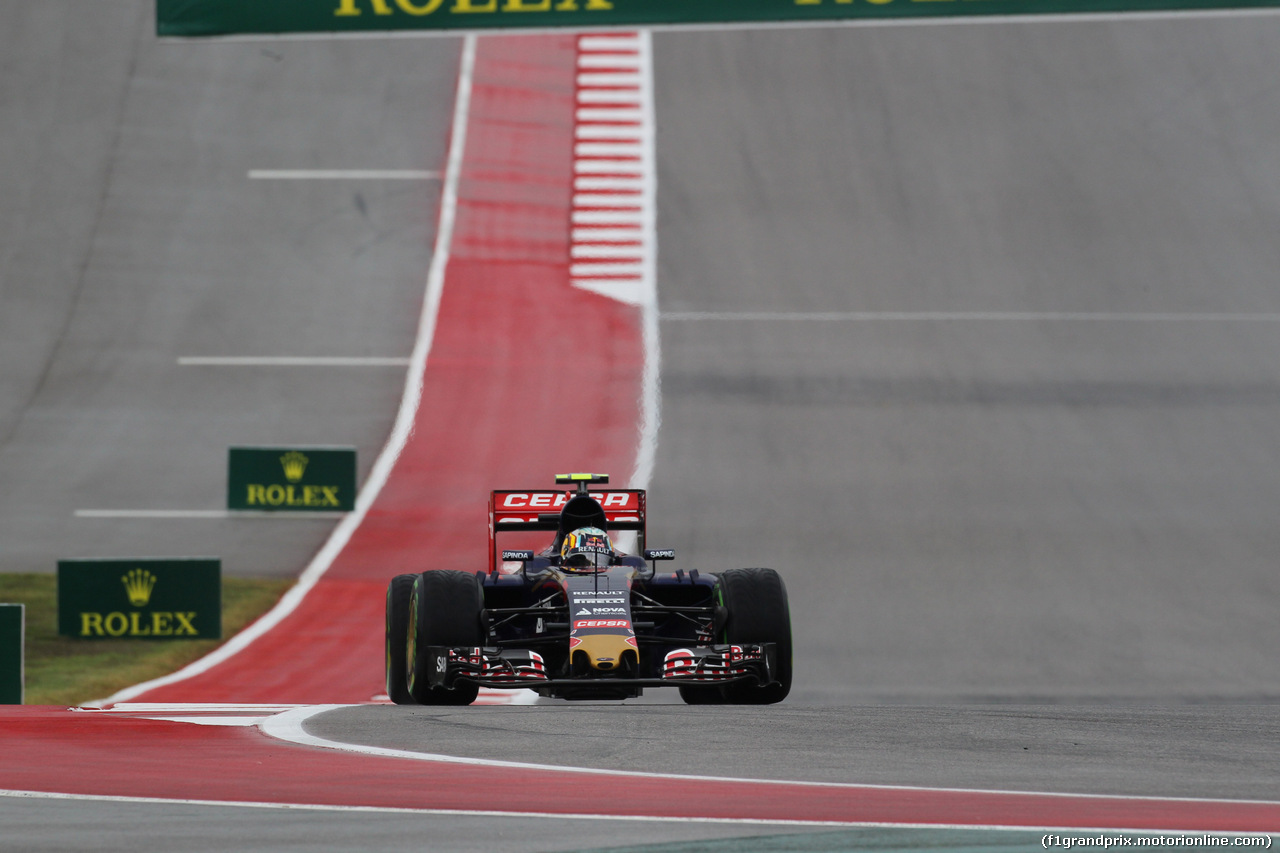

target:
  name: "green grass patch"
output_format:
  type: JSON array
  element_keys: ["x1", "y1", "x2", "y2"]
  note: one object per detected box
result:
[{"x1": 0, "y1": 573, "x2": 292, "y2": 706}]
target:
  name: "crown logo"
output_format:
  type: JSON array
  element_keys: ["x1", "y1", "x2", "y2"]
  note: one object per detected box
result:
[
  {"x1": 121, "y1": 569, "x2": 157, "y2": 607},
  {"x1": 280, "y1": 451, "x2": 309, "y2": 483}
]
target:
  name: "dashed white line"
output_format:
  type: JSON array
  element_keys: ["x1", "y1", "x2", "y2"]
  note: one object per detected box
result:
[
  {"x1": 575, "y1": 158, "x2": 643, "y2": 173},
  {"x1": 75, "y1": 510, "x2": 231, "y2": 519},
  {"x1": 575, "y1": 179, "x2": 645, "y2": 194},
  {"x1": 576, "y1": 89, "x2": 642, "y2": 104},
  {"x1": 578, "y1": 36, "x2": 642, "y2": 51},
  {"x1": 572, "y1": 210, "x2": 645, "y2": 225},
  {"x1": 575, "y1": 142, "x2": 645, "y2": 157},
  {"x1": 572, "y1": 245, "x2": 644, "y2": 259},
  {"x1": 577, "y1": 72, "x2": 643, "y2": 87},
  {"x1": 573, "y1": 228, "x2": 642, "y2": 242},
  {"x1": 575, "y1": 125, "x2": 644, "y2": 141},
  {"x1": 571, "y1": 262, "x2": 645, "y2": 277},
  {"x1": 178, "y1": 357, "x2": 410, "y2": 367},
  {"x1": 74, "y1": 510, "x2": 347, "y2": 520},
  {"x1": 248, "y1": 170, "x2": 440, "y2": 180},
  {"x1": 576, "y1": 107, "x2": 644, "y2": 122},
  {"x1": 572, "y1": 194, "x2": 642, "y2": 208},
  {"x1": 577, "y1": 54, "x2": 641, "y2": 69}
]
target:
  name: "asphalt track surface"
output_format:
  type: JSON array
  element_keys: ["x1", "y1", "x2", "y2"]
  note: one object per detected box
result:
[
  {"x1": 649, "y1": 19, "x2": 1280, "y2": 706},
  {"x1": 309, "y1": 704, "x2": 1280, "y2": 802},
  {"x1": 5, "y1": 6, "x2": 1280, "y2": 853}
]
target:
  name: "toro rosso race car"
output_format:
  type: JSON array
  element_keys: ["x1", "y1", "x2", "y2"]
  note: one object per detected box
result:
[{"x1": 385, "y1": 474, "x2": 792, "y2": 705}]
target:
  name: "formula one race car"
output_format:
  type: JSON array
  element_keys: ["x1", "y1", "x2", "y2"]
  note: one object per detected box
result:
[{"x1": 385, "y1": 474, "x2": 792, "y2": 705}]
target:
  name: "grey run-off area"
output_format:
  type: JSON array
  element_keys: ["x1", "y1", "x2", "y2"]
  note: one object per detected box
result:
[
  {"x1": 3, "y1": 4, "x2": 1280, "y2": 851},
  {"x1": 650, "y1": 18, "x2": 1280, "y2": 707},
  {"x1": 0, "y1": 1, "x2": 459, "y2": 577}
]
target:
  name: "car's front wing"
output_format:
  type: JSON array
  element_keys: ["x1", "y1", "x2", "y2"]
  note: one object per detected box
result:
[{"x1": 423, "y1": 643, "x2": 779, "y2": 691}]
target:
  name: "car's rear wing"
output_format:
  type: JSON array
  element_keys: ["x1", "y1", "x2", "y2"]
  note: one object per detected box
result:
[{"x1": 488, "y1": 488, "x2": 646, "y2": 575}]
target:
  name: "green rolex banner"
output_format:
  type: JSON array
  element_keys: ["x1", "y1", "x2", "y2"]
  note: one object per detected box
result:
[
  {"x1": 159, "y1": 0, "x2": 1280, "y2": 37},
  {"x1": 227, "y1": 446, "x2": 356, "y2": 513},
  {"x1": 0, "y1": 604, "x2": 22, "y2": 704},
  {"x1": 58, "y1": 559, "x2": 222, "y2": 640}
]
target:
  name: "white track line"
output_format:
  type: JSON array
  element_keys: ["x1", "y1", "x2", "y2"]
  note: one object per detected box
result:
[
  {"x1": 76, "y1": 510, "x2": 231, "y2": 519},
  {"x1": 100, "y1": 703, "x2": 304, "y2": 712},
  {"x1": 178, "y1": 357, "x2": 410, "y2": 366},
  {"x1": 248, "y1": 170, "x2": 439, "y2": 180},
  {"x1": 0, "y1": 790, "x2": 1096, "y2": 830},
  {"x1": 662, "y1": 311, "x2": 1280, "y2": 322},
  {"x1": 80, "y1": 703, "x2": 305, "y2": 726},
  {"x1": 90, "y1": 35, "x2": 480, "y2": 709},
  {"x1": 143, "y1": 716, "x2": 270, "y2": 726},
  {"x1": 10, "y1": 791, "x2": 1267, "y2": 836},
  {"x1": 74, "y1": 510, "x2": 346, "y2": 520},
  {"x1": 9, "y1": 694, "x2": 1273, "y2": 830},
  {"x1": 630, "y1": 31, "x2": 661, "y2": 491},
  {"x1": 261, "y1": 706, "x2": 1280, "y2": 811}
]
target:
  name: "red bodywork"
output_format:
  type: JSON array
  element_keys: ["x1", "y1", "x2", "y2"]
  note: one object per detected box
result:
[{"x1": 488, "y1": 489, "x2": 646, "y2": 574}]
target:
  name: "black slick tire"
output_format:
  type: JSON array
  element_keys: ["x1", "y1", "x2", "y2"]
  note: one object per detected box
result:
[
  {"x1": 678, "y1": 684, "x2": 727, "y2": 705},
  {"x1": 718, "y1": 567, "x2": 793, "y2": 704},
  {"x1": 407, "y1": 570, "x2": 484, "y2": 706},
  {"x1": 385, "y1": 573, "x2": 418, "y2": 705}
]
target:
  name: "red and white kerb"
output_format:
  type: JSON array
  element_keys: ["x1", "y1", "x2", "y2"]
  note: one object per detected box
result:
[{"x1": 571, "y1": 32, "x2": 655, "y2": 308}]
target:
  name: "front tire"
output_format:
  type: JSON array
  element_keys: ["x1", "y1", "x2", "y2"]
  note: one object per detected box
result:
[
  {"x1": 718, "y1": 568, "x2": 792, "y2": 704},
  {"x1": 407, "y1": 570, "x2": 484, "y2": 706},
  {"x1": 678, "y1": 684, "x2": 727, "y2": 705},
  {"x1": 385, "y1": 573, "x2": 418, "y2": 705}
]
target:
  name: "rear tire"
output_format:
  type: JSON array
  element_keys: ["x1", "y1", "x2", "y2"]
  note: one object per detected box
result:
[
  {"x1": 385, "y1": 573, "x2": 418, "y2": 705},
  {"x1": 407, "y1": 570, "x2": 484, "y2": 706},
  {"x1": 718, "y1": 568, "x2": 792, "y2": 705}
]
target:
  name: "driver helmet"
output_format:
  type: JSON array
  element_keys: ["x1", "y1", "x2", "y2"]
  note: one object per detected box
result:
[{"x1": 560, "y1": 526, "x2": 613, "y2": 571}]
